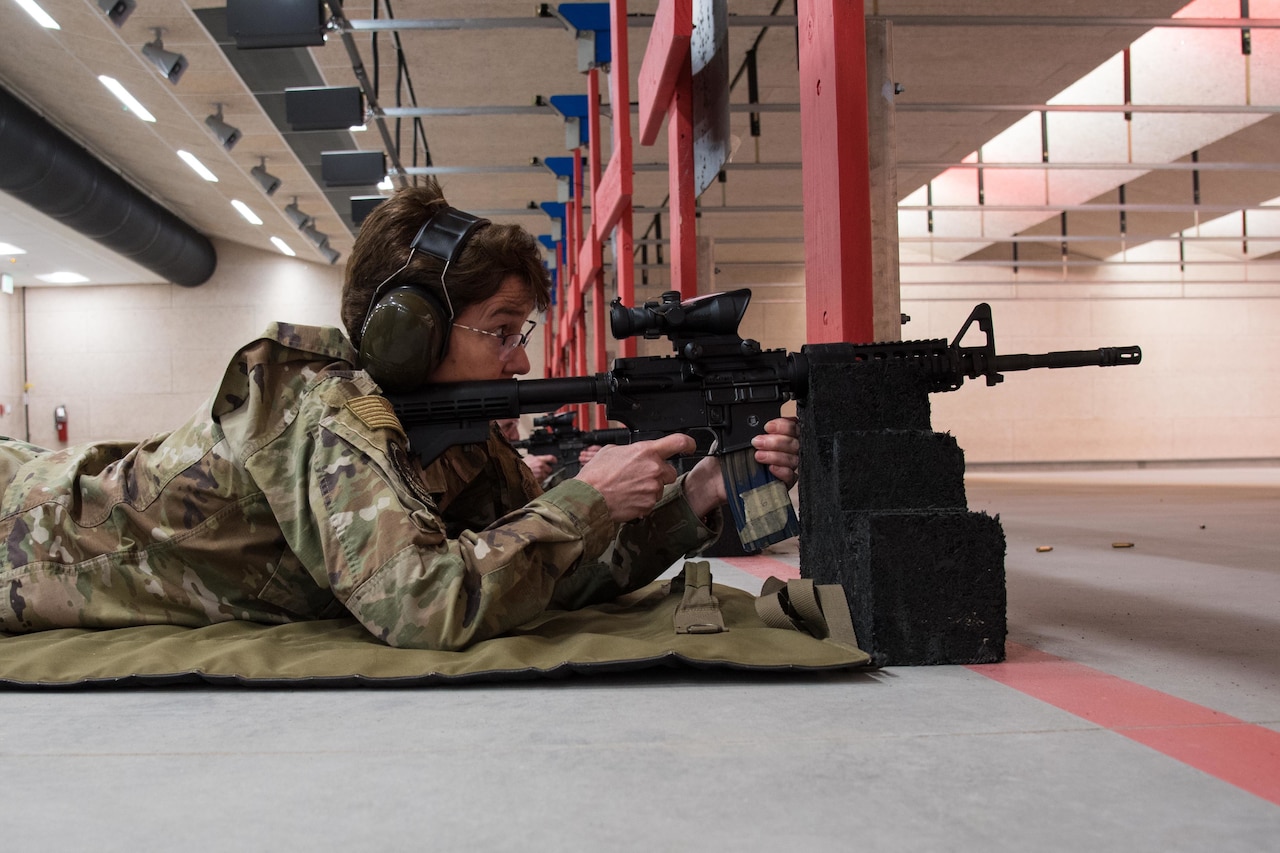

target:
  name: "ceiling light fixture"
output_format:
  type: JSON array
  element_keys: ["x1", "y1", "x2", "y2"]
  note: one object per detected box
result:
[
  {"x1": 300, "y1": 223, "x2": 329, "y2": 249},
  {"x1": 284, "y1": 199, "x2": 312, "y2": 229},
  {"x1": 205, "y1": 104, "x2": 241, "y2": 151},
  {"x1": 176, "y1": 150, "x2": 218, "y2": 182},
  {"x1": 251, "y1": 158, "x2": 281, "y2": 196},
  {"x1": 14, "y1": 0, "x2": 59, "y2": 29},
  {"x1": 0, "y1": 242, "x2": 28, "y2": 255},
  {"x1": 270, "y1": 237, "x2": 296, "y2": 257},
  {"x1": 36, "y1": 272, "x2": 90, "y2": 284},
  {"x1": 142, "y1": 29, "x2": 187, "y2": 84},
  {"x1": 231, "y1": 199, "x2": 263, "y2": 225},
  {"x1": 97, "y1": 0, "x2": 134, "y2": 27},
  {"x1": 97, "y1": 75, "x2": 155, "y2": 122}
]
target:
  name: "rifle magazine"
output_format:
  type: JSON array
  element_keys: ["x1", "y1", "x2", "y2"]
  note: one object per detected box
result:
[{"x1": 720, "y1": 448, "x2": 799, "y2": 552}]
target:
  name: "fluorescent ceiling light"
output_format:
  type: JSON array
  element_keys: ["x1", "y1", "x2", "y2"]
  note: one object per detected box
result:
[
  {"x1": 349, "y1": 124, "x2": 367, "y2": 132},
  {"x1": 176, "y1": 150, "x2": 218, "y2": 182},
  {"x1": 14, "y1": 0, "x2": 60, "y2": 29},
  {"x1": 270, "y1": 237, "x2": 296, "y2": 256},
  {"x1": 37, "y1": 272, "x2": 90, "y2": 284},
  {"x1": 98, "y1": 76, "x2": 155, "y2": 123},
  {"x1": 377, "y1": 176, "x2": 393, "y2": 191},
  {"x1": 231, "y1": 199, "x2": 263, "y2": 225},
  {"x1": 0, "y1": 242, "x2": 28, "y2": 255}
]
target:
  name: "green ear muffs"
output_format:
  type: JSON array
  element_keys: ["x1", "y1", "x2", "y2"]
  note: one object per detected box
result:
[{"x1": 357, "y1": 286, "x2": 450, "y2": 393}]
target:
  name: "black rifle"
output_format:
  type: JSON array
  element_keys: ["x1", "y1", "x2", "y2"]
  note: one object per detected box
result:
[
  {"x1": 511, "y1": 411, "x2": 630, "y2": 478},
  {"x1": 389, "y1": 289, "x2": 1141, "y2": 552}
]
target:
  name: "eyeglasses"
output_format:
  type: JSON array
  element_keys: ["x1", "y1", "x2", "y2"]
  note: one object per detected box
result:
[{"x1": 452, "y1": 319, "x2": 537, "y2": 355}]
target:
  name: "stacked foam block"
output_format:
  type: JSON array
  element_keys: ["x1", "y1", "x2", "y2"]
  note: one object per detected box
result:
[{"x1": 798, "y1": 346, "x2": 1007, "y2": 666}]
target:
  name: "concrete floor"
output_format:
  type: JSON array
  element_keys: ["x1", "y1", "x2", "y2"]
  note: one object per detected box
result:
[{"x1": 3, "y1": 467, "x2": 1278, "y2": 851}]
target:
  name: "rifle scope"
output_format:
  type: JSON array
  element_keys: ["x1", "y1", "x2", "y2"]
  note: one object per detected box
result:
[{"x1": 610, "y1": 289, "x2": 752, "y2": 340}]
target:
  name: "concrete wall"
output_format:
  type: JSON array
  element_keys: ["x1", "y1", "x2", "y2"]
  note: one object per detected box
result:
[
  {"x1": 0, "y1": 281, "x2": 23, "y2": 440},
  {"x1": 15, "y1": 239, "x2": 343, "y2": 449},
  {"x1": 908, "y1": 294, "x2": 1280, "y2": 465}
]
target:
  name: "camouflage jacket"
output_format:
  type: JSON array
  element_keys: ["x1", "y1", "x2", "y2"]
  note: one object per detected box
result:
[{"x1": 0, "y1": 323, "x2": 719, "y2": 650}]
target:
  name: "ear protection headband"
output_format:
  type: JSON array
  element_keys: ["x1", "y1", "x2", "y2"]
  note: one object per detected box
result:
[{"x1": 357, "y1": 205, "x2": 491, "y2": 393}]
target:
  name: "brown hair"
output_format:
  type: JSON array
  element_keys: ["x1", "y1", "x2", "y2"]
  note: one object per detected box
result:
[{"x1": 341, "y1": 181, "x2": 552, "y2": 347}]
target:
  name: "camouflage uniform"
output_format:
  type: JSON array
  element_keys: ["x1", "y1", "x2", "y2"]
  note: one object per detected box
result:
[{"x1": 0, "y1": 323, "x2": 719, "y2": 650}]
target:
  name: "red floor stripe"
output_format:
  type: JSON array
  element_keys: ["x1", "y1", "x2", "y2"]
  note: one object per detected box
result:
[
  {"x1": 969, "y1": 642, "x2": 1280, "y2": 806},
  {"x1": 719, "y1": 555, "x2": 800, "y2": 581}
]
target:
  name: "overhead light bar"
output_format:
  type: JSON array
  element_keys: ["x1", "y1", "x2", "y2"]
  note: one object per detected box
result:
[
  {"x1": 0, "y1": 242, "x2": 28, "y2": 255},
  {"x1": 97, "y1": 0, "x2": 134, "y2": 27},
  {"x1": 205, "y1": 104, "x2": 241, "y2": 150},
  {"x1": 250, "y1": 158, "x2": 281, "y2": 195},
  {"x1": 231, "y1": 200, "x2": 262, "y2": 225},
  {"x1": 176, "y1": 150, "x2": 218, "y2": 182},
  {"x1": 142, "y1": 29, "x2": 187, "y2": 85},
  {"x1": 98, "y1": 75, "x2": 155, "y2": 122},
  {"x1": 270, "y1": 236, "x2": 296, "y2": 257},
  {"x1": 14, "y1": 0, "x2": 59, "y2": 29}
]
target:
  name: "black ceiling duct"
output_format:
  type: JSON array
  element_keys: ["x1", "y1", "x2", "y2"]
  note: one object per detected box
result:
[{"x1": 0, "y1": 85, "x2": 216, "y2": 287}]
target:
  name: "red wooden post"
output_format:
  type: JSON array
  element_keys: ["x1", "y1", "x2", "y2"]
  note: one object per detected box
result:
[
  {"x1": 797, "y1": 0, "x2": 875, "y2": 343},
  {"x1": 637, "y1": 0, "x2": 697, "y2": 302},
  {"x1": 667, "y1": 50, "x2": 697, "y2": 301},
  {"x1": 608, "y1": 0, "x2": 637, "y2": 358}
]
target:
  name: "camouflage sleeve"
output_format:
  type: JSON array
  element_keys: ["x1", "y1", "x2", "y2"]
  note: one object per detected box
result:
[
  {"x1": 546, "y1": 473, "x2": 723, "y2": 611},
  {"x1": 238, "y1": 379, "x2": 623, "y2": 651}
]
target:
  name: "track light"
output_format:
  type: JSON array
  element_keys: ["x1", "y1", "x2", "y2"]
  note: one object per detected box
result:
[
  {"x1": 319, "y1": 246, "x2": 341, "y2": 265},
  {"x1": 204, "y1": 104, "x2": 241, "y2": 151},
  {"x1": 251, "y1": 158, "x2": 281, "y2": 196},
  {"x1": 142, "y1": 29, "x2": 187, "y2": 84},
  {"x1": 98, "y1": 0, "x2": 135, "y2": 27},
  {"x1": 284, "y1": 199, "x2": 311, "y2": 228},
  {"x1": 300, "y1": 223, "x2": 329, "y2": 250}
]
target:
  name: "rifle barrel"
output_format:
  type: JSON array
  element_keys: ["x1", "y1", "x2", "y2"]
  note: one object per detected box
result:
[{"x1": 994, "y1": 345, "x2": 1142, "y2": 373}]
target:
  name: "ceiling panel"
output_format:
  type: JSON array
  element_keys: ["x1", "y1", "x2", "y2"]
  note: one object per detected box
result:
[{"x1": 0, "y1": 0, "x2": 1276, "y2": 295}]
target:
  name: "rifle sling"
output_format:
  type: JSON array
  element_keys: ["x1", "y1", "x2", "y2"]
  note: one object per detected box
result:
[{"x1": 755, "y1": 577, "x2": 860, "y2": 651}]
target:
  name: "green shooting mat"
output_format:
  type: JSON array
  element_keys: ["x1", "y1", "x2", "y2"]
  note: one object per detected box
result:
[{"x1": 0, "y1": 575, "x2": 868, "y2": 688}]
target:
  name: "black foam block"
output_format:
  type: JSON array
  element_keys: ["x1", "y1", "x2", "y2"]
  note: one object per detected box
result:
[
  {"x1": 807, "y1": 430, "x2": 968, "y2": 512},
  {"x1": 801, "y1": 345, "x2": 934, "y2": 434},
  {"x1": 804, "y1": 509, "x2": 1006, "y2": 666}
]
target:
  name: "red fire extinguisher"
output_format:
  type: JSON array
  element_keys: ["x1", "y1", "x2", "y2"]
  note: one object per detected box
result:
[{"x1": 55, "y1": 405, "x2": 68, "y2": 443}]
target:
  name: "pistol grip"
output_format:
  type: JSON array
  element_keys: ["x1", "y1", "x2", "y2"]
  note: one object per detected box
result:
[{"x1": 719, "y1": 447, "x2": 799, "y2": 553}]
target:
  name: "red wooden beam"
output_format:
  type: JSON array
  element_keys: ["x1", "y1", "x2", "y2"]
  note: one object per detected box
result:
[
  {"x1": 637, "y1": 0, "x2": 692, "y2": 146},
  {"x1": 609, "y1": 0, "x2": 637, "y2": 357},
  {"x1": 798, "y1": 0, "x2": 874, "y2": 343},
  {"x1": 667, "y1": 50, "x2": 697, "y2": 300}
]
